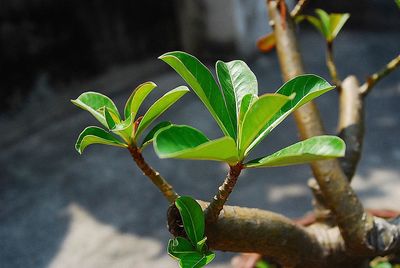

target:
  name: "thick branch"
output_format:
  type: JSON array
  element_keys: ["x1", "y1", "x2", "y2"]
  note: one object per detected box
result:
[
  {"x1": 337, "y1": 76, "x2": 365, "y2": 180},
  {"x1": 267, "y1": 0, "x2": 374, "y2": 254},
  {"x1": 128, "y1": 146, "x2": 178, "y2": 203},
  {"x1": 360, "y1": 54, "x2": 400, "y2": 96},
  {"x1": 205, "y1": 163, "x2": 243, "y2": 224}
]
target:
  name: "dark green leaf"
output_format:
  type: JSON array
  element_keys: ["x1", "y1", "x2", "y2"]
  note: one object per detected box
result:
[
  {"x1": 140, "y1": 121, "x2": 172, "y2": 149},
  {"x1": 153, "y1": 125, "x2": 239, "y2": 164},
  {"x1": 246, "y1": 74, "x2": 335, "y2": 154},
  {"x1": 245, "y1": 136, "x2": 345, "y2": 168},
  {"x1": 71, "y1": 92, "x2": 120, "y2": 127},
  {"x1": 159, "y1": 51, "x2": 236, "y2": 138},
  {"x1": 216, "y1": 60, "x2": 258, "y2": 134},
  {"x1": 124, "y1": 81, "x2": 157, "y2": 120},
  {"x1": 134, "y1": 86, "x2": 189, "y2": 140},
  {"x1": 75, "y1": 126, "x2": 127, "y2": 154},
  {"x1": 168, "y1": 237, "x2": 197, "y2": 260},
  {"x1": 175, "y1": 196, "x2": 205, "y2": 245}
]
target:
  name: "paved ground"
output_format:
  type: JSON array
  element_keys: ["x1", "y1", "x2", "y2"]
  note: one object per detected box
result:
[{"x1": 1, "y1": 31, "x2": 400, "y2": 268}]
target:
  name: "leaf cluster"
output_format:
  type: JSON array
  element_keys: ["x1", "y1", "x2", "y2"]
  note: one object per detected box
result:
[{"x1": 168, "y1": 196, "x2": 215, "y2": 268}]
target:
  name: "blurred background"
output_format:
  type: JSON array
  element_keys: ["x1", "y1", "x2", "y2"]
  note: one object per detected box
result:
[{"x1": 0, "y1": 0, "x2": 399, "y2": 267}]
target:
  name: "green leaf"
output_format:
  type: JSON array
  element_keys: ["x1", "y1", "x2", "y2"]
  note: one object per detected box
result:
[
  {"x1": 168, "y1": 237, "x2": 197, "y2": 260},
  {"x1": 315, "y1": 9, "x2": 331, "y2": 38},
  {"x1": 329, "y1": 13, "x2": 350, "y2": 41},
  {"x1": 124, "y1": 81, "x2": 157, "y2": 120},
  {"x1": 75, "y1": 126, "x2": 127, "y2": 154},
  {"x1": 154, "y1": 125, "x2": 239, "y2": 164},
  {"x1": 178, "y1": 251, "x2": 215, "y2": 268},
  {"x1": 103, "y1": 107, "x2": 117, "y2": 130},
  {"x1": 175, "y1": 196, "x2": 205, "y2": 245},
  {"x1": 245, "y1": 136, "x2": 345, "y2": 168},
  {"x1": 111, "y1": 115, "x2": 135, "y2": 143},
  {"x1": 298, "y1": 15, "x2": 325, "y2": 38},
  {"x1": 396, "y1": 0, "x2": 400, "y2": 8},
  {"x1": 159, "y1": 51, "x2": 236, "y2": 139},
  {"x1": 239, "y1": 94, "x2": 257, "y2": 126},
  {"x1": 134, "y1": 86, "x2": 189, "y2": 140},
  {"x1": 71, "y1": 92, "x2": 120, "y2": 127},
  {"x1": 246, "y1": 74, "x2": 335, "y2": 154},
  {"x1": 140, "y1": 121, "x2": 172, "y2": 149},
  {"x1": 239, "y1": 94, "x2": 290, "y2": 157},
  {"x1": 216, "y1": 60, "x2": 258, "y2": 134}
]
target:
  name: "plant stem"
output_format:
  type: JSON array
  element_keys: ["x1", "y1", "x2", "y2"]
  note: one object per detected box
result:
[
  {"x1": 128, "y1": 145, "x2": 178, "y2": 203},
  {"x1": 326, "y1": 42, "x2": 340, "y2": 86},
  {"x1": 205, "y1": 163, "x2": 243, "y2": 224},
  {"x1": 360, "y1": 53, "x2": 400, "y2": 96}
]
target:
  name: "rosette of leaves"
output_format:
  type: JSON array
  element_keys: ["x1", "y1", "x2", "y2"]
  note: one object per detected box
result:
[
  {"x1": 297, "y1": 9, "x2": 350, "y2": 43},
  {"x1": 152, "y1": 51, "x2": 345, "y2": 168},
  {"x1": 71, "y1": 82, "x2": 189, "y2": 153},
  {"x1": 168, "y1": 196, "x2": 215, "y2": 268}
]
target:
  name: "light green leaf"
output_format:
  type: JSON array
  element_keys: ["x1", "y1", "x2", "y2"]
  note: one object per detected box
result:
[
  {"x1": 124, "y1": 81, "x2": 157, "y2": 120},
  {"x1": 196, "y1": 237, "x2": 207, "y2": 252},
  {"x1": 111, "y1": 115, "x2": 135, "y2": 143},
  {"x1": 141, "y1": 121, "x2": 172, "y2": 149},
  {"x1": 246, "y1": 74, "x2": 335, "y2": 154},
  {"x1": 245, "y1": 136, "x2": 345, "y2": 168},
  {"x1": 216, "y1": 60, "x2": 258, "y2": 135},
  {"x1": 239, "y1": 94, "x2": 290, "y2": 157},
  {"x1": 154, "y1": 125, "x2": 239, "y2": 164},
  {"x1": 71, "y1": 92, "x2": 120, "y2": 127},
  {"x1": 175, "y1": 196, "x2": 205, "y2": 245},
  {"x1": 168, "y1": 237, "x2": 197, "y2": 260},
  {"x1": 75, "y1": 126, "x2": 127, "y2": 154},
  {"x1": 239, "y1": 94, "x2": 257, "y2": 126},
  {"x1": 329, "y1": 13, "x2": 350, "y2": 40},
  {"x1": 315, "y1": 9, "x2": 331, "y2": 38},
  {"x1": 134, "y1": 86, "x2": 189, "y2": 140},
  {"x1": 298, "y1": 15, "x2": 325, "y2": 37},
  {"x1": 159, "y1": 51, "x2": 236, "y2": 139}
]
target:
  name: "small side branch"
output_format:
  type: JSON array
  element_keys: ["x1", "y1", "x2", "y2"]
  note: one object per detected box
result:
[
  {"x1": 291, "y1": 0, "x2": 309, "y2": 17},
  {"x1": 128, "y1": 146, "x2": 178, "y2": 203},
  {"x1": 360, "y1": 54, "x2": 400, "y2": 96},
  {"x1": 326, "y1": 42, "x2": 340, "y2": 86},
  {"x1": 205, "y1": 163, "x2": 243, "y2": 224}
]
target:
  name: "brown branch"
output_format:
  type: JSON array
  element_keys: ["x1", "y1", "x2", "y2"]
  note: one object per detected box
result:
[
  {"x1": 205, "y1": 163, "x2": 243, "y2": 224},
  {"x1": 266, "y1": 0, "x2": 374, "y2": 254},
  {"x1": 326, "y1": 42, "x2": 340, "y2": 86},
  {"x1": 291, "y1": 0, "x2": 309, "y2": 18},
  {"x1": 128, "y1": 146, "x2": 178, "y2": 203},
  {"x1": 360, "y1": 54, "x2": 400, "y2": 96},
  {"x1": 337, "y1": 76, "x2": 364, "y2": 181}
]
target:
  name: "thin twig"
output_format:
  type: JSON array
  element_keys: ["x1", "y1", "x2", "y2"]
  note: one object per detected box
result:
[
  {"x1": 128, "y1": 146, "x2": 179, "y2": 203},
  {"x1": 291, "y1": 0, "x2": 309, "y2": 17},
  {"x1": 205, "y1": 163, "x2": 243, "y2": 224},
  {"x1": 326, "y1": 42, "x2": 341, "y2": 87},
  {"x1": 360, "y1": 54, "x2": 400, "y2": 96}
]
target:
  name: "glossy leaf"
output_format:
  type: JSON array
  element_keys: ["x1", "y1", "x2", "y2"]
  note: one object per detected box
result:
[
  {"x1": 71, "y1": 92, "x2": 120, "y2": 127},
  {"x1": 134, "y1": 86, "x2": 189, "y2": 140},
  {"x1": 246, "y1": 75, "x2": 335, "y2": 154},
  {"x1": 75, "y1": 126, "x2": 127, "y2": 154},
  {"x1": 245, "y1": 136, "x2": 345, "y2": 168},
  {"x1": 168, "y1": 237, "x2": 197, "y2": 260},
  {"x1": 124, "y1": 81, "x2": 157, "y2": 120},
  {"x1": 154, "y1": 125, "x2": 239, "y2": 164},
  {"x1": 216, "y1": 60, "x2": 258, "y2": 133},
  {"x1": 239, "y1": 94, "x2": 257, "y2": 125},
  {"x1": 140, "y1": 121, "x2": 172, "y2": 149},
  {"x1": 178, "y1": 251, "x2": 215, "y2": 268},
  {"x1": 104, "y1": 107, "x2": 117, "y2": 130},
  {"x1": 175, "y1": 196, "x2": 205, "y2": 245},
  {"x1": 239, "y1": 94, "x2": 290, "y2": 157},
  {"x1": 159, "y1": 51, "x2": 236, "y2": 138},
  {"x1": 111, "y1": 115, "x2": 134, "y2": 143}
]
